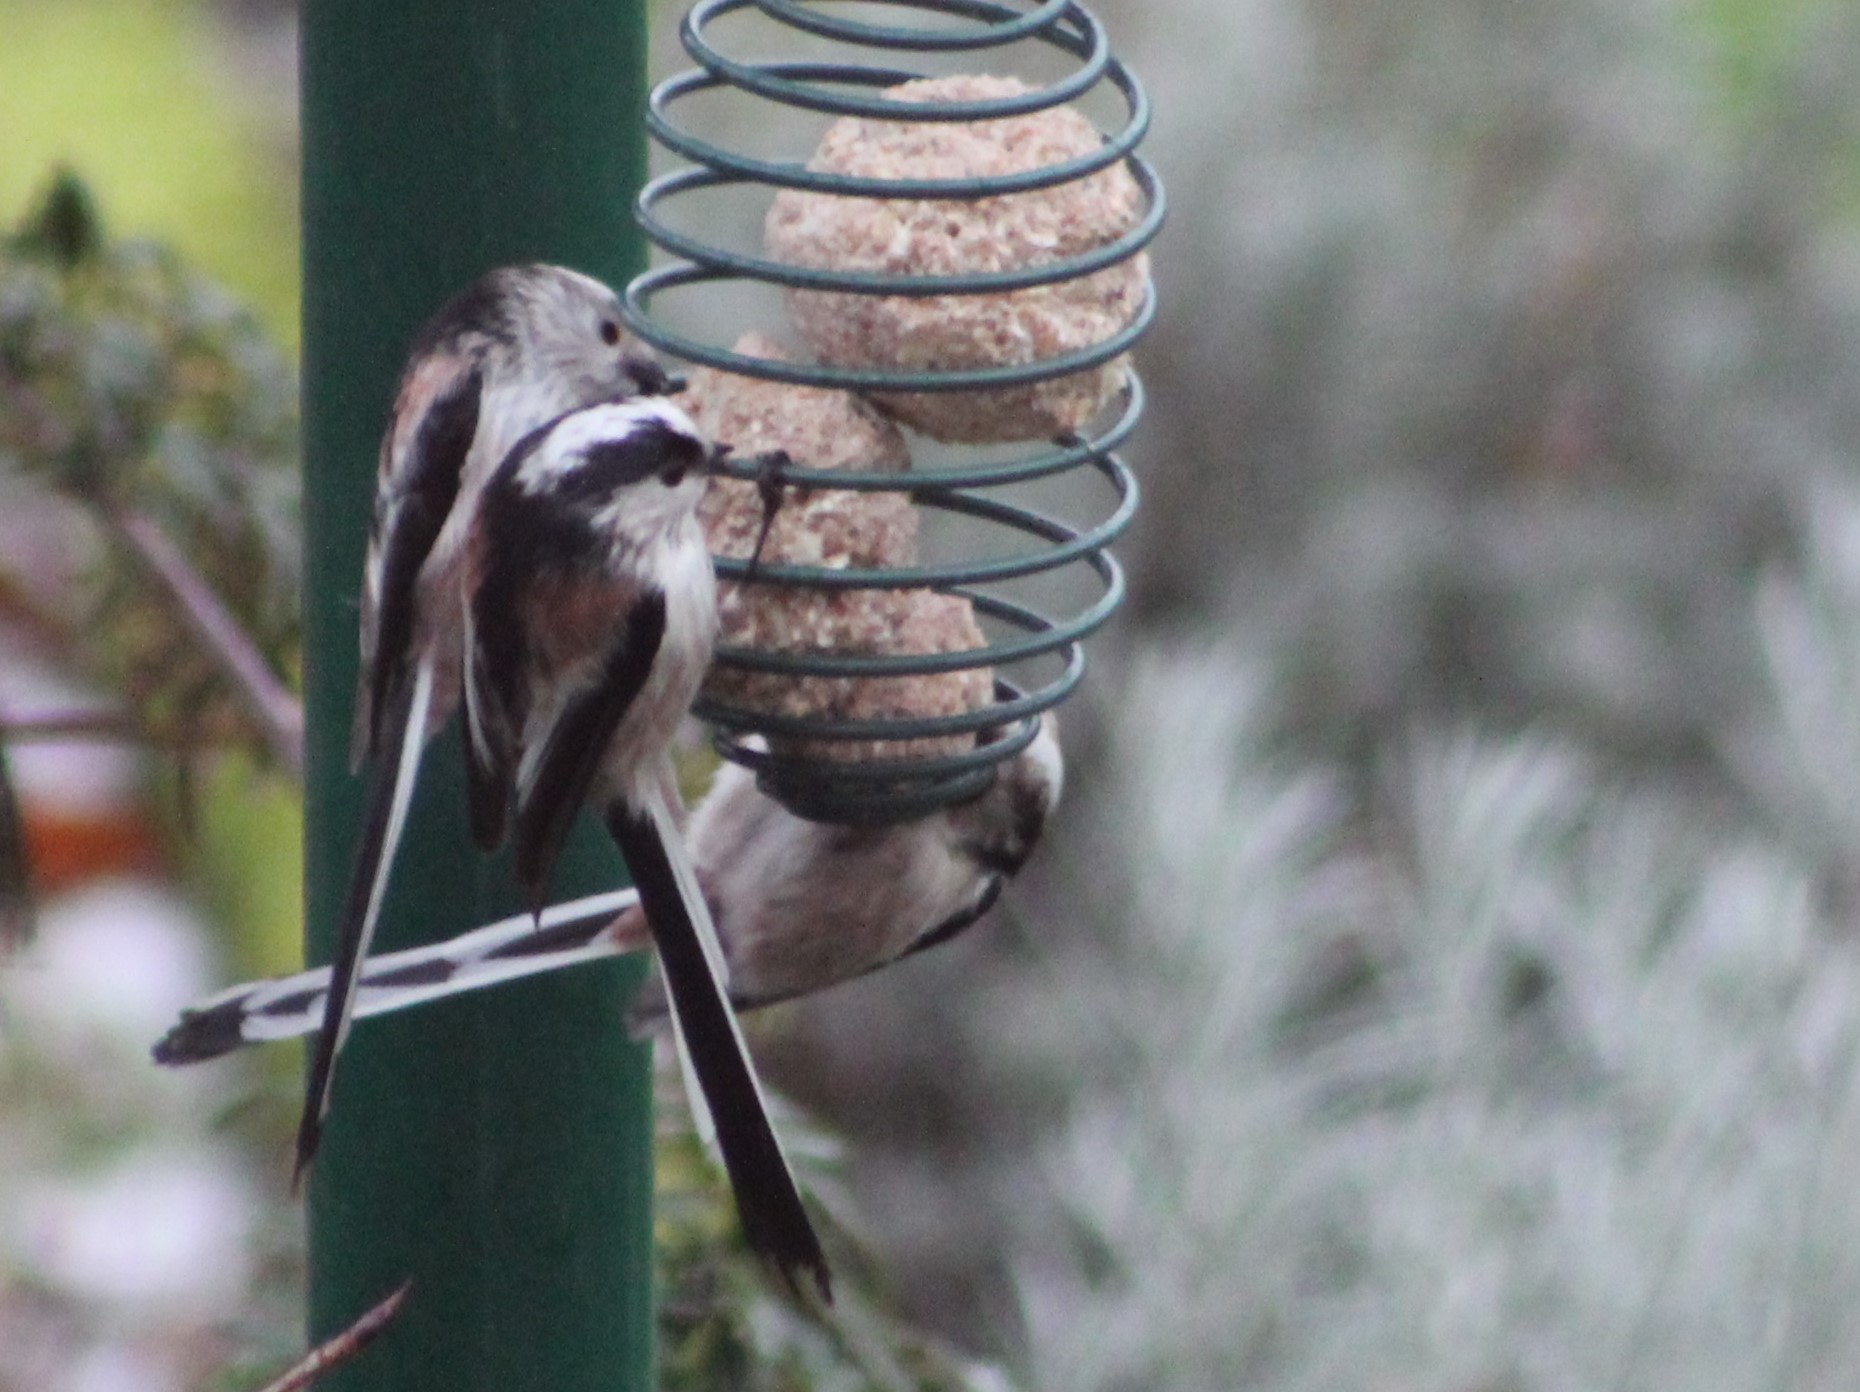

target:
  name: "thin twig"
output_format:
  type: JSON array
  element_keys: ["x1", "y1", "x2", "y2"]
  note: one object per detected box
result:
[
  {"x1": 0, "y1": 571, "x2": 94, "y2": 660},
  {"x1": 1, "y1": 709, "x2": 153, "y2": 743},
  {"x1": 249, "y1": 1280, "x2": 412, "y2": 1392},
  {"x1": 0, "y1": 707, "x2": 262, "y2": 754},
  {"x1": 0, "y1": 739, "x2": 35, "y2": 953},
  {"x1": 106, "y1": 508, "x2": 305, "y2": 781}
]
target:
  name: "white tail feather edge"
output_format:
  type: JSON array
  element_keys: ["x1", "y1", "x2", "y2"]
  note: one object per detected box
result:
[
  {"x1": 322, "y1": 657, "x2": 437, "y2": 1068},
  {"x1": 641, "y1": 777, "x2": 808, "y2": 1166},
  {"x1": 228, "y1": 887, "x2": 643, "y2": 1046}
]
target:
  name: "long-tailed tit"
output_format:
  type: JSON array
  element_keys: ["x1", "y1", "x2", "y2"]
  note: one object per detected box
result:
[
  {"x1": 458, "y1": 395, "x2": 828, "y2": 1299},
  {"x1": 153, "y1": 715, "x2": 1060, "y2": 1058},
  {"x1": 630, "y1": 713, "x2": 1061, "y2": 1028},
  {"x1": 300, "y1": 264, "x2": 668, "y2": 1179}
]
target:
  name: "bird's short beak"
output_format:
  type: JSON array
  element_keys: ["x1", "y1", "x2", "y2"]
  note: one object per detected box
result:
[{"x1": 626, "y1": 355, "x2": 672, "y2": 397}]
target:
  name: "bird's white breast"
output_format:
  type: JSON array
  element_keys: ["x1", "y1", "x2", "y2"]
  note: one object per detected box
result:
[{"x1": 599, "y1": 517, "x2": 718, "y2": 809}]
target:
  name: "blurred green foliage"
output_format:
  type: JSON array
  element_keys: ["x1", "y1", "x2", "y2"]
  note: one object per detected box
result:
[
  {"x1": 1, "y1": 169, "x2": 301, "y2": 756},
  {"x1": 1692, "y1": 0, "x2": 1860, "y2": 217},
  {"x1": 653, "y1": 1090, "x2": 1010, "y2": 1392},
  {"x1": 1697, "y1": 0, "x2": 1830, "y2": 106},
  {"x1": 0, "y1": 0, "x2": 299, "y2": 348},
  {"x1": 0, "y1": 165, "x2": 308, "y2": 1017},
  {"x1": 187, "y1": 755, "x2": 306, "y2": 982},
  {"x1": 0, "y1": 0, "x2": 310, "y2": 1016}
]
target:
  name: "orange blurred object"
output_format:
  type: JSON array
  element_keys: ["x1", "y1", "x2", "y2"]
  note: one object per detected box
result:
[{"x1": 21, "y1": 802, "x2": 166, "y2": 894}]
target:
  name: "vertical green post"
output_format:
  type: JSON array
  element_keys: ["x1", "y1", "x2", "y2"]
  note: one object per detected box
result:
[{"x1": 300, "y1": 3, "x2": 654, "y2": 1389}]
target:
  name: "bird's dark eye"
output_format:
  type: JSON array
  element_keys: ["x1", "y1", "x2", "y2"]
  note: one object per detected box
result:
[
  {"x1": 599, "y1": 320, "x2": 621, "y2": 346},
  {"x1": 660, "y1": 465, "x2": 687, "y2": 487}
]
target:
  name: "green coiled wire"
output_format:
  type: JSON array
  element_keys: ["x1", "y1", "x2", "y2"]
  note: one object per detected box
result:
[{"x1": 623, "y1": 0, "x2": 1162, "y2": 822}]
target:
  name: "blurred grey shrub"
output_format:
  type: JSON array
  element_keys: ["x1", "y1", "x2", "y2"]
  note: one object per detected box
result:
[
  {"x1": 1100, "y1": 0, "x2": 1860, "y2": 762},
  {"x1": 1009, "y1": 633, "x2": 1860, "y2": 1391}
]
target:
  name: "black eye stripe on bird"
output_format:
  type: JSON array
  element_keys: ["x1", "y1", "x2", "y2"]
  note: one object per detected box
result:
[
  {"x1": 499, "y1": 400, "x2": 713, "y2": 499},
  {"x1": 293, "y1": 263, "x2": 671, "y2": 1187}
]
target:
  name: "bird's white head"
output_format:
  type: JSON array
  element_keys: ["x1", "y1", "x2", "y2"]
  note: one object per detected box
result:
[{"x1": 422, "y1": 263, "x2": 670, "y2": 407}]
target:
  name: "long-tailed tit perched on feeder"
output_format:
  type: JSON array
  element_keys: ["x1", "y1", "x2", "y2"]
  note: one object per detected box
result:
[
  {"x1": 630, "y1": 713, "x2": 1061, "y2": 1027},
  {"x1": 298, "y1": 263, "x2": 669, "y2": 1181},
  {"x1": 153, "y1": 714, "x2": 1061, "y2": 1058},
  {"x1": 458, "y1": 395, "x2": 829, "y2": 1299}
]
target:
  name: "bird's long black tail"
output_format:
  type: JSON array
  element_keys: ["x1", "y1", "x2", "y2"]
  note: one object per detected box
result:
[
  {"x1": 294, "y1": 658, "x2": 435, "y2": 1184},
  {"x1": 605, "y1": 788, "x2": 831, "y2": 1302}
]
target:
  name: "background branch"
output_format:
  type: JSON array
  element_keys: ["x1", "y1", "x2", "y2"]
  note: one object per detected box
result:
[{"x1": 106, "y1": 507, "x2": 305, "y2": 781}]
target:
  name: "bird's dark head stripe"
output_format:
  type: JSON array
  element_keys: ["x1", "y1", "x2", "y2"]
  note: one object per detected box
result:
[
  {"x1": 407, "y1": 267, "x2": 521, "y2": 357},
  {"x1": 490, "y1": 408, "x2": 708, "y2": 508},
  {"x1": 579, "y1": 422, "x2": 707, "y2": 494},
  {"x1": 490, "y1": 401, "x2": 693, "y2": 493},
  {"x1": 494, "y1": 412, "x2": 560, "y2": 487}
]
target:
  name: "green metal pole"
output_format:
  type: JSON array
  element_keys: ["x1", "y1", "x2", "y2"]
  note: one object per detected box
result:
[{"x1": 300, "y1": 3, "x2": 654, "y2": 1389}]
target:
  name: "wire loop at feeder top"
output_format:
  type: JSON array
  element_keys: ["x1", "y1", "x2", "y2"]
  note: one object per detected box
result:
[{"x1": 626, "y1": 0, "x2": 1162, "y2": 823}]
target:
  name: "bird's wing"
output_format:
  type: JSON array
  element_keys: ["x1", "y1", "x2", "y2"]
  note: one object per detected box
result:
[
  {"x1": 296, "y1": 652, "x2": 436, "y2": 1179},
  {"x1": 350, "y1": 355, "x2": 481, "y2": 769},
  {"x1": 508, "y1": 587, "x2": 667, "y2": 910},
  {"x1": 460, "y1": 549, "x2": 513, "y2": 854}
]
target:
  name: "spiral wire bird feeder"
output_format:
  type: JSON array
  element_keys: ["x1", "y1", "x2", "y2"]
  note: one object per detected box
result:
[{"x1": 624, "y1": 0, "x2": 1162, "y2": 822}]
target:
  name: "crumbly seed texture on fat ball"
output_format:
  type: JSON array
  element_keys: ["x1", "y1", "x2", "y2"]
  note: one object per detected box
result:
[
  {"x1": 765, "y1": 74, "x2": 1150, "y2": 444},
  {"x1": 686, "y1": 334, "x2": 993, "y2": 763}
]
